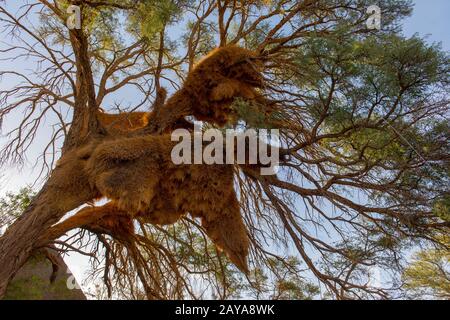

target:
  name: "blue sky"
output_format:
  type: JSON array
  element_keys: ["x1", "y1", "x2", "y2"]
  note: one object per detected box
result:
[{"x1": 403, "y1": 0, "x2": 450, "y2": 50}]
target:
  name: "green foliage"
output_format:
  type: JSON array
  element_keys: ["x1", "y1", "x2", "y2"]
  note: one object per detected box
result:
[
  {"x1": 232, "y1": 98, "x2": 281, "y2": 129},
  {"x1": 433, "y1": 196, "x2": 450, "y2": 222},
  {"x1": 4, "y1": 250, "x2": 85, "y2": 300},
  {"x1": 2, "y1": 0, "x2": 448, "y2": 300},
  {"x1": 4, "y1": 275, "x2": 46, "y2": 300},
  {"x1": 268, "y1": 257, "x2": 319, "y2": 300},
  {"x1": 1, "y1": 189, "x2": 87, "y2": 300},
  {"x1": 402, "y1": 237, "x2": 450, "y2": 299},
  {"x1": 127, "y1": 0, "x2": 183, "y2": 38},
  {"x1": 0, "y1": 187, "x2": 35, "y2": 229}
]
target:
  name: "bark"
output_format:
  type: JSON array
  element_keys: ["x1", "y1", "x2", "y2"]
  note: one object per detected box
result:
[
  {"x1": 63, "y1": 28, "x2": 104, "y2": 152},
  {"x1": 4, "y1": 248, "x2": 86, "y2": 300},
  {"x1": 0, "y1": 89, "x2": 189, "y2": 299},
  {"x1": 0, "y1": 79, "x2": 190, "y2": 299}
]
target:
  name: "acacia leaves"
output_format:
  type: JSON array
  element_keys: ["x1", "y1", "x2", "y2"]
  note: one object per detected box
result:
[{"x1": 127, "y1": 0, "x2": 183, "y2": 39}]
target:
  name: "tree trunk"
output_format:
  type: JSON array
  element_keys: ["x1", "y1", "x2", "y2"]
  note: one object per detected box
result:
[
  {"x1": 0, "y1": 164, "x2": 96, "y2": 298},
  {"x1": 4, "y1": 248, "x2": 86, "y2": 300}
]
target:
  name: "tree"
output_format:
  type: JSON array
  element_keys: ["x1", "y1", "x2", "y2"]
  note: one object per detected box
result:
[
  {"x1": 0, "y1": 187, "x2": 35, "y2": 231},
  {"x1": 402, "y1": 237, "x2": 449, "y2": 299},
  {"x1": 82, "y1": 222, "x2": 319, "y2": 300},
  {"x1": 0, "y1": 188, "x2": 86, "y2": 300},
  {"x1": 0, "y1": 0, "x2": 448, "y2": 299}
]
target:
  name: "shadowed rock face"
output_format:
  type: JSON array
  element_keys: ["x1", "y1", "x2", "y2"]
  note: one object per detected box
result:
[{"x1": 4, "y1": 249, "x2": 86, "y2": 300}]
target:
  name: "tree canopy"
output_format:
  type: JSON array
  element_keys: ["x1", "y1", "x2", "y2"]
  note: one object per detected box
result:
[
  {"x1": 0, "y1": 0, "x2": 448, "y2": 299},
  {"x1": 402, "y1": 236, "x2": 449, "y2": 299}
]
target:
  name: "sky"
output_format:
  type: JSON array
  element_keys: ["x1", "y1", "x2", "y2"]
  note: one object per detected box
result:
[
  {"x1": 0, "y1": 0, "x2": 449, "y2": 297},
  {"x1": 402, "y1": 0, "x2": 450, "y2": 50}
]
